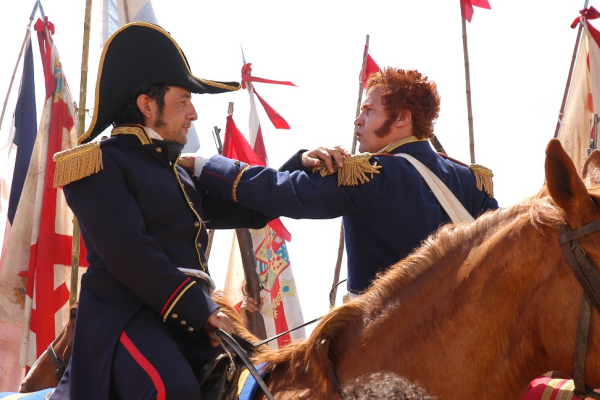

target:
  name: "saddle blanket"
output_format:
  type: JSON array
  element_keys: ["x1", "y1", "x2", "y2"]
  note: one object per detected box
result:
[
  {"x1": 0, "y1": 389, "x2": 53, "y2": 400},
  {"x1": 522, "y1": 377, "x2": 580, "y2": 400},
  {"x1": 236, "y1": 362, "x2": 269, "y2": 400}
]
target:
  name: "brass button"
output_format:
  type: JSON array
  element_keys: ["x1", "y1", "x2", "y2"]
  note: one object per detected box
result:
[
  {"x1": 189, "y1": 201, "x2": 193, "y2": 207},
  {"x1": 188, "y1": 327, "x2": 195, "y2": 333},
  {"x1": 171, "y1": 313, "x2": 178, "y2": 319},
  {"x1": 235, "y1": 160, "x2": 240, "y2": 166},
  {"x1": 194, "y1": 221, "x2": 200, "y2": 228},
  {"x1": 196, "y1": 242, "x2": 202, "y2": 248},
  {"x1": 180, "y1": 320, "x2": 187, "y2": 326},
  {"x1": 155, "y1": 147, "x2": 163, "y2": 154}
]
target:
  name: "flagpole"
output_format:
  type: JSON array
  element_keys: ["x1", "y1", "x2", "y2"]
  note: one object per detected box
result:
[
  {"x1": 327, "y1": 35, "x2": 371, "y2": 308},
  {"x1": 69, "y1": 0, "x2": 93, "y2": 306},
  {"x1": 553, "y1": 0, "x2": 590, "y2": 139},
  {"x1": 461, "y1": 11, "x2": 476, "y2": 164},
  {"x1": 0, "y1": 1, "x2": 40, "y2": 137}
]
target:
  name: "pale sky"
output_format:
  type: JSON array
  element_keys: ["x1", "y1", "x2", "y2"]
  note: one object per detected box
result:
[{"x1": 0, "y1": 0, "x2": 588, "y2": 335}]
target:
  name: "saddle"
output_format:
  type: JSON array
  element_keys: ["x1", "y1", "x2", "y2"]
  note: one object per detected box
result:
[{"x1": 198, "y1": 331, "x2": 273, "y2": 400}]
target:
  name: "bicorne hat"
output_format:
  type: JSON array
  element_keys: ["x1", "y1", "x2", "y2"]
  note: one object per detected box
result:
[{"x1": 79, "y1": 22, "x2": 240, "y2": 144}]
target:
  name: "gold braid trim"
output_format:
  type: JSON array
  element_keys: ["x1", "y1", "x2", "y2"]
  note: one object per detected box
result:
[
  {"x1": 379, "y1": 136, "x2": 428, "y2": 153},
  {"x1": 111, "y1": 125, "x2": 152, "y2": 144},
  {"x1": 232, "y1": 165, "x2": 250, "y2": 202},
  {"x1": 53, "y1": 141, "x2": 103, "y2": 188},
  {"x1": 469, "y1": 164, "x2": 494, "y2": 197},
  {"x1": 313, "y1": 153, "x2": 381, "y2": 186}
]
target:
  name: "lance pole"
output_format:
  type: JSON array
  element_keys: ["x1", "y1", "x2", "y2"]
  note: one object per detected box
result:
[
  {"x1": 328, "y1": 35, "x2": 370, "y2": 308},
  {"x1": 554, "y1": 0, "x2": 590, "y2": 139},
  {"x1": 70, "y1": 0, "x2": 93, "y2": 306},
  {"x1": 461, "y1": 10, "x2": 476, "y2": 164},
  {"x1": 0, "y1": 1, "x2": 40, "y2": 137}
]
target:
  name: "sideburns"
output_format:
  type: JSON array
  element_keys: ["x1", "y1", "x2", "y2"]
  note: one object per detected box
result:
[{"x1": 374, "y1": 114, "x2": 397, "y2": 138}]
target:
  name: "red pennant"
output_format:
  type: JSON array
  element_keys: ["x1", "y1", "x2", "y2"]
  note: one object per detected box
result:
[
  {"x1": 460, "y1": 0, "x2": 491, "y2": 23},
  {"x1": 222, "y1": 115, "x2": 265, "y2": 166},
  {"x1": 360, "y1": 52, "x2": 380, "y2": 88}
]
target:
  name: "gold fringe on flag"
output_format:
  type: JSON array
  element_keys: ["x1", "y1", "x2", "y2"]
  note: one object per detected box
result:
[
  {"x1": 469, "y1": 164, "x2": 494, "y2": 197},
  {"x1": 313, "y1": 153, "x2": 381, "y2": 186},
  {"x1": 53, "y1": 141, "x2": 103, "y2": 188}
]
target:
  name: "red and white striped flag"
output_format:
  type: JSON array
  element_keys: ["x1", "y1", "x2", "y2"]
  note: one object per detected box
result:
[
  {"x1": 558, "y1": 7, "x2": 600, "y2": 173},
  {"x1": 0, "y1": 18, "x2": 87, "y2": 388},
  {"x1": 0, "y1": 34, "x2": 38, "y2": 391}
]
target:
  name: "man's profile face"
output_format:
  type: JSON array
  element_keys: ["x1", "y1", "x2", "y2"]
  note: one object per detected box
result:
[
  {"x1": 146, "y1": 86, "x2": 197, "y2": 145},
  {"x1": 354, "y1": 87, "x2": 396, "y2": 153}
]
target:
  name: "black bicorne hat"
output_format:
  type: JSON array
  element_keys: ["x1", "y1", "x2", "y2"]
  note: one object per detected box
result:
[{"x1": 79, "y1": 22, "x2": 240, "y2": 144}]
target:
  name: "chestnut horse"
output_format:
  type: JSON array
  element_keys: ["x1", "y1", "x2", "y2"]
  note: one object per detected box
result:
[
  {"x1": 17, "y1": 140, "x2": 600, "y2": 399},
  {"x1": 246, "y1": 140, "x2": 600, "y2": 399}
]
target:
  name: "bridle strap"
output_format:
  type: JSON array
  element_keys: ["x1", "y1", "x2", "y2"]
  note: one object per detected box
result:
[
  {"x1": 558, "y1": 223, "x2": 600, "y2": 399},
  {"x1": 559, "y1": 224, "x2": 600, "y2": 312},
  {"x1": 46, "y1": 342, "x2": 67, "y2": 383},
  {"x1": 559, "y1": 220, "x2": 600, "y2": 245},
  {"x1": 572, "y1": 295, "x2": 600, "y2": 399},
  {"x1": 214, "y1": 329, "x2": 275, "y2": 400}
]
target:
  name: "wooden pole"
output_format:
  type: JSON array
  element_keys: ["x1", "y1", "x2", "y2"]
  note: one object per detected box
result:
[
  {"x1": 69, "y1": 0, "x2": 93, "y2": 306},
  {"x1": 329, "y1": 35, "x2": 370, "y2": 308},
  {"x1": 553, "y1": 0, "x2": 590, "y2": 139},
  {"x1": 0, "y1": 1, "x2": 39, "y2": 137},
  {"x1": 461, "y1": 12, "x2": 476, "y2": 164}
]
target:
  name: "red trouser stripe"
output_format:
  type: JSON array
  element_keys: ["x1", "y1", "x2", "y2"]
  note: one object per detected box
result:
[{"x1": 119, "y1": 331, "x2": 166, "y2": 400}]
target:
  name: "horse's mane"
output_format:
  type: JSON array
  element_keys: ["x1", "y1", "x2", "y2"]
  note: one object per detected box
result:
[{"x1": 251, "y1": 187, "x2": 569, "y2": 393}]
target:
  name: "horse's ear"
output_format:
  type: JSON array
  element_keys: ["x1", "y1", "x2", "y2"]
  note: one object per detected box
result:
[
  {"x1": 545, "y1": 139, "x2": 597, "y2": 228},
  {"x1": 583, "y1": 149, "x2": 600, "y2": 186}
]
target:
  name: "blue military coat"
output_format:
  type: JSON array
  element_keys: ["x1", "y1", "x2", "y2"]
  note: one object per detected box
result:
[
  {"x1": 52, "y1": 125, "x2": 271, "y2": 399},
  {"x1": 198, "y1": 139, "x2": 498, "y2": 294}
]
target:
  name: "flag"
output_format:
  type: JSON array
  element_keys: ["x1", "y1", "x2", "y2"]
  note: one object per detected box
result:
[
  {"x1": 460, "y1": 0, "x2": 491, "y2": 23},
  {"x1": 360, "y1": 52, "x2": 380, "y2": 88},
  {"x1": 101, "y1": 0, "x2": 158, "y2": 46},
  {"x1": 558, "y1": 8, "x2": 600, "y2": 174},
  {"x1": 0, "y1": 18, "x2": 87, "y2": 389},
  {"x1": 222, "y1": 114, "x2": 303, "y2": 348},
  {"x1": 241, "y1": 62, "x2": 294, "y2": 165},
  {"x1": 0, "y1": 34, "x2": 37, "y2": 392}
]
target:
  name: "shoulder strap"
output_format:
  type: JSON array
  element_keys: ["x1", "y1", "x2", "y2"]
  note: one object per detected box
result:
[{"x1": 395, "y1": 153, "x2": 474, "y2": 224}]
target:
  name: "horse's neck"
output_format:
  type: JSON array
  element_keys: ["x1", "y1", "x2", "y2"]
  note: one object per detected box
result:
[{"x1": 334, "y1": 218, "x2": 567, "y2": 399}]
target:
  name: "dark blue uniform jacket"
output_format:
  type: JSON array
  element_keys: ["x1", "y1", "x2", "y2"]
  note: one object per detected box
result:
[
  {"x1": 199, "y1": 140, "x2": 498, "y2": 294},
  {"x1": 53, "y1": 129, "x2": 271, "y2": 400}
]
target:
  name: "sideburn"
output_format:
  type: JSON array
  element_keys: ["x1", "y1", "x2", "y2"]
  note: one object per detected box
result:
[{"x1": 374, "y1": 114, "x2": 397, "y2": 138}]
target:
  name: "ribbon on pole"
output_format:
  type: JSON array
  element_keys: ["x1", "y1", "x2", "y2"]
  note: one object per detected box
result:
[{"x1": 241, "y1": 63, "x2": 294, "y2": 130}]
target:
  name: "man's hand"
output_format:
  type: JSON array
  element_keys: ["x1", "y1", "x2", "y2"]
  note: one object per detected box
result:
[
  {"x1": 301, "y1": 146, "x2": 351, "y2": 173},
  {"x1": 177, "y1": 154, "x2": 196, "y2": 171},
  {"x1": 203, "y1": 309, "x2": 234, "y2": 347},
  {"x1": 240, "y1": 296, "x2": 259, "y2": 328}
]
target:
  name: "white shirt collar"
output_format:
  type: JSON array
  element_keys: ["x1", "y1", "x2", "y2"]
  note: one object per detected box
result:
[{"x1": 144, "y1": 126, "x2": 164, "y2": 141}]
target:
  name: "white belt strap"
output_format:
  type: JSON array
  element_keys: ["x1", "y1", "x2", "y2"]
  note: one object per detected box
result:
[{"x1": 395, "y1": 153, "x2": 474, "y2": 224}]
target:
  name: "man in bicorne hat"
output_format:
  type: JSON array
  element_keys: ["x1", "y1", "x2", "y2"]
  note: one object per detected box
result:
[{"x1": 51, "y1": 22, "x2": 272, "y2": 399}]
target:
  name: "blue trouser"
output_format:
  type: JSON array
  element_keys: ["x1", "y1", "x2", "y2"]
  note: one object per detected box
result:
[{"x1": 110, "y1": 306, "x2": 217, "y2": 400}]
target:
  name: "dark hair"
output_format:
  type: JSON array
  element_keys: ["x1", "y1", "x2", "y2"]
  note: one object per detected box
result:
[
  {"x1": 112, "y1": 84, "x2": 170, "y2": 126},
  {"x1": 366, "y1": 68, "x2": 440, "y2": 140},
  {"x1": 341, "y1": 372, "x2": 435, "y2": 400}
]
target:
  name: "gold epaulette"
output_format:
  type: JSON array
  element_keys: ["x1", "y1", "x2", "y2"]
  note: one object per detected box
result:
[
  {"x1": 313, "y1": 153, "x2": 381, "y2": 186},
  {"x1": 53, "y1": 141, "x2": 103, "y2": 188},
  {"x1": 469, "y1": 164, "x2": 494, "y2": 197}
]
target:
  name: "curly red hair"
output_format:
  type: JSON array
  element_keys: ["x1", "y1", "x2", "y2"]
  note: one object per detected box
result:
[{"x1": 366, "y1": 68, "x2": 440, "y2": 139}]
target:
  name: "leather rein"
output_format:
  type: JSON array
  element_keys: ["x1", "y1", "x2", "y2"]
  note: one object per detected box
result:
[{"x1": 558, "y1": 220, "x2": 600, "y2": 399}]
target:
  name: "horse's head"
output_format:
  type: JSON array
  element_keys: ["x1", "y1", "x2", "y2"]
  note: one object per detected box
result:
[
  {"x1": 19, "y1": 302, "x2": 77, "y2": 393},
  {"x1": 545, "y1": 139, "x2": 600, "y2": 391}
]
